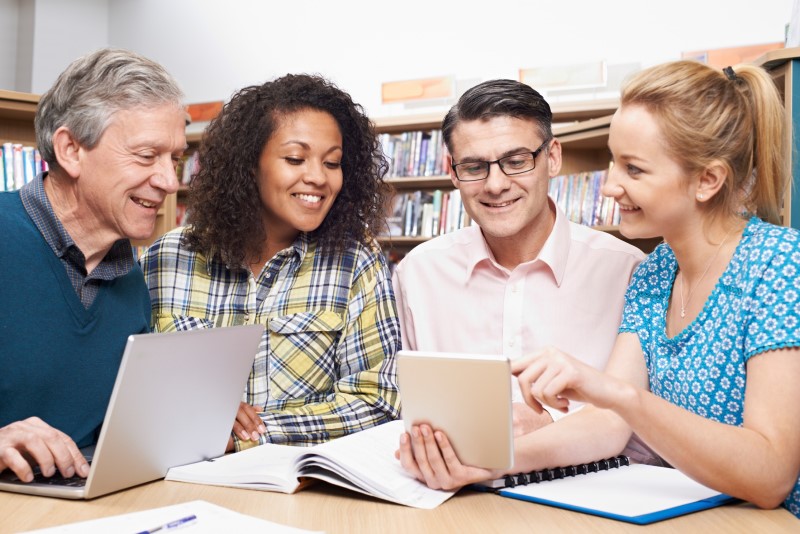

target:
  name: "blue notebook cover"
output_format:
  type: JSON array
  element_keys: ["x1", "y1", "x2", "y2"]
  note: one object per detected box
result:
[{"x1": 479, "y1": 463, "x2": 737, "y2": 525}]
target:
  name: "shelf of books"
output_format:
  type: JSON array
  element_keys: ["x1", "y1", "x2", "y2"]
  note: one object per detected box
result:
[
  {"x1": 173, "y1": 131, "x2": 203, "y2": 229},
  {"x1": 0, "y1": 90, "x2": 44, "y2": 191}
]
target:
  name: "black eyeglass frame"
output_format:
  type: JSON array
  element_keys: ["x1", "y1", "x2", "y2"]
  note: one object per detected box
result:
[{"x1": 451, "y1": 138, "x2": 552, "y2": 182}]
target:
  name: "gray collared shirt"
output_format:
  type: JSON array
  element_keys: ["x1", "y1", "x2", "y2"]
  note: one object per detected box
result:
[{"x1": 19, "y1": 173, "x2": 136, "y2": 308}]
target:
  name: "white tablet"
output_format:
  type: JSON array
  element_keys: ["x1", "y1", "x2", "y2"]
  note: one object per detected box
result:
[{"x1": 397, "y1": 350, "x2": 513, "y2": 470}]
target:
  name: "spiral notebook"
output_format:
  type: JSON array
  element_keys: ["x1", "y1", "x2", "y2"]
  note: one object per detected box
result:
[{"x1": 474, "y1": 458, "x2": 737, "y2": 525}]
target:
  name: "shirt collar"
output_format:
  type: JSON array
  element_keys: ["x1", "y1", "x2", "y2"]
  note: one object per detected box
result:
[
  {"x1": 20, "y1": 172, "x2": 136, "y2": 279},
  {"x1": 536, "y1": 199, "x2": 570, "y2": 287},
  {"x1": 20, "y1": 172, "x2": 75, "y2": 259},
  {"x1": 216, "y1": 231, "x2": 309, "y2": 275},
  {"x1": 463, "y1": 197, "x2": 570, "y2": 286}
]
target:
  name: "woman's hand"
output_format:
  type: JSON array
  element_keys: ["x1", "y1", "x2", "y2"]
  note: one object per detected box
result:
[
  {"x1": 512, "y1": 347, "x2": 624, "y2": 414},
  {"x1": 227, "y1": 402, "x2": 266, "y2": 451},
  {"x1": 395, "y1": 424, "x2": 500, "y2": 491}
]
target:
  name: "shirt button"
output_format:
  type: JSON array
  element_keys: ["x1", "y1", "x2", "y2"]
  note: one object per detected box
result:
[
  {"x1": 244, "y1": 313, "x2": 250, "y2": 321},
  {"x1": 508, "y1": 340, "x2": 515, "y2": 347},
  {"x1": 266, "y1": 272, "x2": 271, "y2": 278},
  {"x1": 511, "y1": 285, "x2": 518, "y2": 293}
]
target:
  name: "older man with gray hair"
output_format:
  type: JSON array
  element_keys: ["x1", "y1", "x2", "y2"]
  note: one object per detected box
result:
[{"x1": 0, "y1": 48, "x2": 185, "y2": 484}]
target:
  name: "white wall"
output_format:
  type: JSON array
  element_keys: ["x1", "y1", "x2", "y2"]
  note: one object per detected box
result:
[
  {"x1": 29, "y1": 0, "x2": 108, "y2": 92},
  {"x1": 5, "y1": 0, "x2": 795, "y2": 120},
  {"x1": 0, "y1": 0, "x2": 109, "y2": 94},
  {"x1": 0, "y1": 0, "x2": 20, "y2": 91}
]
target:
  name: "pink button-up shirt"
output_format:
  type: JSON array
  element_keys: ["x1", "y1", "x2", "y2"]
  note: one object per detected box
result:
[{"x1": 392, "y1": 203, "x2": 645, "y2": 405}]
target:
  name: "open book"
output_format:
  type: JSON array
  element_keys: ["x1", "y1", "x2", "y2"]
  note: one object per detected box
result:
[
  {"x1": 166, "y1": 420, "x2": 454, "y2": 509},
  {"x1": 477, "y1": 462, "x2": 737, "y2": 525}
]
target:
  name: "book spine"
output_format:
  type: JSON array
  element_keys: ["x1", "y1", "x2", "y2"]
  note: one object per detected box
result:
[
  {"x1": 22, "y1": 146, "x2": 35, "y2": 184},
  {"x1": 12, "y1": 144, "x2": 24, "y2": 189},
  {"x1": 3, "y1": 142, "x2": 14, "y2": 190}
]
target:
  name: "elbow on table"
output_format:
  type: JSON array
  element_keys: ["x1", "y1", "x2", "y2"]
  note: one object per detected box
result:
[{"x1": 745, "y1": 478, "x2": 795, "y2": 510}]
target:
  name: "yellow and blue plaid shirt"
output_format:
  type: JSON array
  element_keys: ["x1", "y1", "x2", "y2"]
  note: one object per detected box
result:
[{"x1": 139, "y1": 227, "x2": 401, "y2": 449}]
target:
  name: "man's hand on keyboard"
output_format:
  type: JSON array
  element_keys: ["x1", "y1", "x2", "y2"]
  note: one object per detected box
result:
[{"x1": 0, "y1": 417, "x2": 89, "y2": 483}]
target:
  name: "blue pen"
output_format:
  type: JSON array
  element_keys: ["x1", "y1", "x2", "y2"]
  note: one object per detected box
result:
[{"x1": 136, "y1": 514, "x2": 197, "y2": 534}]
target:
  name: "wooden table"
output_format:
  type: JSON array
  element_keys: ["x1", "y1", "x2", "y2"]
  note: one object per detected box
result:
[{"x1": 1, "y1": 480, "x2": 797, "y2": 533}]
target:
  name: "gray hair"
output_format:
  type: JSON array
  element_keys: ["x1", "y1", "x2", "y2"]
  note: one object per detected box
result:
[{"x1": 35, "y1": 48, "x2": 184, "y2": 169}]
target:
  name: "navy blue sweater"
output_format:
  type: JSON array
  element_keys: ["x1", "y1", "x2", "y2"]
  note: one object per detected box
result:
[{"x1": 0, "y1": 192, "x2": 150, "y2": 447}]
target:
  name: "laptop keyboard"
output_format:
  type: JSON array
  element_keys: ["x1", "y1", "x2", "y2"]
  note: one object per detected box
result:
[
  {"x1": 31, "y1": 470, "x2": 87, "y2": 487},
  {"x1": 3, "y1": 464, "x2": 91, "y2": 487}
]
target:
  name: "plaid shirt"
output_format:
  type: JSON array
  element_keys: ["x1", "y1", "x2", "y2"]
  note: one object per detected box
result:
[
  {"x1": 20, "y1": 173, "x2": 137, "y2": 308},
  {"x1": 139, "y1": 227, "x2": 401, "y2": 449}
]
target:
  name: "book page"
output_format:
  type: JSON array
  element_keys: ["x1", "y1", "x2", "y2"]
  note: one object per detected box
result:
[
  {"x1": 21, "y1": 500, "x2": 321, "y2": 533},
  {"x1": 295, "y1": 420, "x2": 455, "y2": 509},
  {"x1": 165, "y1": 444, "x2": 303, "y2": 493},
  {"x1": 500, "y1": 464, "x2": 725, "y2": 518}
]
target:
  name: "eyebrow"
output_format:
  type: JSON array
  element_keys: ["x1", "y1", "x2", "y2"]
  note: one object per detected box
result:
[
  {"x1": 614, "y1": 152, "x2": 647, "y2": 163},
  {"x1": 457, "y1": 146, "x2": 533, "y2": 163},
  {"x1": 281, "y1": 140, "x2": 343, "y2": 154}
]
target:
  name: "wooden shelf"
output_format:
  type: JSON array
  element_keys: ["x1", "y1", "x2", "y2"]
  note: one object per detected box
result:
[
  {"x1": 371, "y1": 98, "x2": 620, "y2": 134},
  {"x1": 186, "y1": 131, "x2": 203, "y2": 144},
  {"x1": 377, "y1": 235, "x2": 430, "y2": 247},
  {"x1": 386, "y1": 176, "x2": 451, "y2": 190},
  {"x1": 0, "y1": 90, "x2": 39, "y2": 145}
]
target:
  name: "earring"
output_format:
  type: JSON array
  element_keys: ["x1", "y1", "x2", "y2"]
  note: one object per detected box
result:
[{"x1": 697, "y1": 193, "x2": 704, "y2": 201}]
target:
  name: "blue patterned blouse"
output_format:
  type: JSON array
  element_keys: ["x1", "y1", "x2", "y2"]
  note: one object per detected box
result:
[{"x1": 619, "y1": 217, "x2": 800, "y2": 517}]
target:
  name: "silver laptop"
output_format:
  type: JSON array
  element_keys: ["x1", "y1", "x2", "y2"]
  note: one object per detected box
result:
[
  {"x1": 0, "y1": 324, "x2": 263, "y2": 499},
  {"x1": 397, "y1": 350, "x2": 514, "y2": 470}
]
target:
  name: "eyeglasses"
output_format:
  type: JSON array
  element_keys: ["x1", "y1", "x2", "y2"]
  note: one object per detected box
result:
[{"x1": 451, "y1": 139, "x2": 551, "y2": 182}]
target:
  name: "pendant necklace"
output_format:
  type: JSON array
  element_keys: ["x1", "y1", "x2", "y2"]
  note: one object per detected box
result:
[{"x1": 678, "y1": 228, "x2": 735, "y2": 319}]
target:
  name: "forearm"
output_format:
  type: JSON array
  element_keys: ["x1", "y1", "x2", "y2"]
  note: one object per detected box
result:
[
  {"x1": 615, "y1": 386, "x2": 797, "y2": 508},
  {"x1": 508, "y1": 405, "x2": 632, "y2": 475},
  {"x1": 255, "y1": 379, "x2": 399, "y2": 446}
]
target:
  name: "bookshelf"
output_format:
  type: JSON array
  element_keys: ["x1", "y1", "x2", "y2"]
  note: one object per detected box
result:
[
  {"x1": 173, "y1": 130, "x2": 203, "y2": 229},
  {"x1": 374, "y1": 49, "x2": 800, "y2": 256},
  {"x1": 0, "y1": 90, "x2": 38, "y2": 145},
  {"x1": 4, "y1": 47, "x2": 798, "y2": 253},
  {"x1": 755, "y1": 47, "x2": 800, "y2": 230}
]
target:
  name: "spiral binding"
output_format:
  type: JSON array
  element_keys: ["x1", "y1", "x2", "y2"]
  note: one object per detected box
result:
[{"x1": 501, "y1": 455, "x2": 630, "y2": 489}]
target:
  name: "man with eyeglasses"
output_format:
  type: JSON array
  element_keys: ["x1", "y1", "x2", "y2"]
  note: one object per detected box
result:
[{"x1": 392, "y1": 79, "x2": 645, "y2": 436}]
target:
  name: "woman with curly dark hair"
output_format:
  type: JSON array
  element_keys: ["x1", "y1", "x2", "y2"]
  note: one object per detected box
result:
[{"x1": 139, "y1": 74, "x2": 401, "y2": 451}]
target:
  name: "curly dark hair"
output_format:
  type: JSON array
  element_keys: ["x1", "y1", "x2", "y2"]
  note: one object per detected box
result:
[{"x1": 183, "y1": 73, "x2": 390, "y2": 266}]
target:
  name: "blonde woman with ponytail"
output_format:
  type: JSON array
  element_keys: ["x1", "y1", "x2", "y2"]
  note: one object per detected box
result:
[{"x1": 399, "y1": 60, "x2": 800, "y2": 517}]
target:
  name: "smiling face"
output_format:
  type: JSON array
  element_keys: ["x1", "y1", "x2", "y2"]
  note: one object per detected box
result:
[
  {"x1": 256, "y1": 108, "x2": 343, "y2": 255},
  {"x1": 604, "y1": 104, "x2": 694, "y2": 240},
  {"x1": 448, "y1": 116, "x2": 560, "y2": 264},
  {"x1": 76, "y1": 103, "x2": 185, "y2": 243}
]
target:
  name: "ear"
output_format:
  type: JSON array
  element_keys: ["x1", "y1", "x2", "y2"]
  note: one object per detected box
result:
[
  {"x1": 51, "y1": 126, "x2": 83, "y2": 179},
  {"x1": 446, "y1": 153, "x2": 461, "y2": 190},
  {"x1": 545, "y1": 138, "x2": 562, "y2": 178},
  {"x1": 695, "y1": 160, "x2": 727, "y2": 203}
]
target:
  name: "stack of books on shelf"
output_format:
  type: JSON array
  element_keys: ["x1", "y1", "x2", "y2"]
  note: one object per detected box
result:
[
  {"x1": 385, "y1": 189, "x2": 468, "y2": 239},
  {"x1": 177, "y1": 151, "x2": 200, "y2": 186},
  {"x1": 1, "y1": 142, "x2": 47, "y2": 191},
  {"x1": 549, "y1": 169, "x2": 620, "y2": 228},
  {"x1": 174, "y1": 151, "x2": 199, "y2": 228},
  {"x1": 380, "y1": 129, "x2": 448, "y2": 178},
  {"x1": 176, "y1": 203, "x2": 190, "y2": 227}
]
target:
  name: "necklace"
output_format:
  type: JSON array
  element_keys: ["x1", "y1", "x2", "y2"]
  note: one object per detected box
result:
[{"x1": 677, "y1": 228, "x2": 735, "y2": 319}]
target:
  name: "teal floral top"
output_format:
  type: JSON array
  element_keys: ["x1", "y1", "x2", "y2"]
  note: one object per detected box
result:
[{"x1": 620, "y1": 217, "x2": 800, "y2": 517}]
